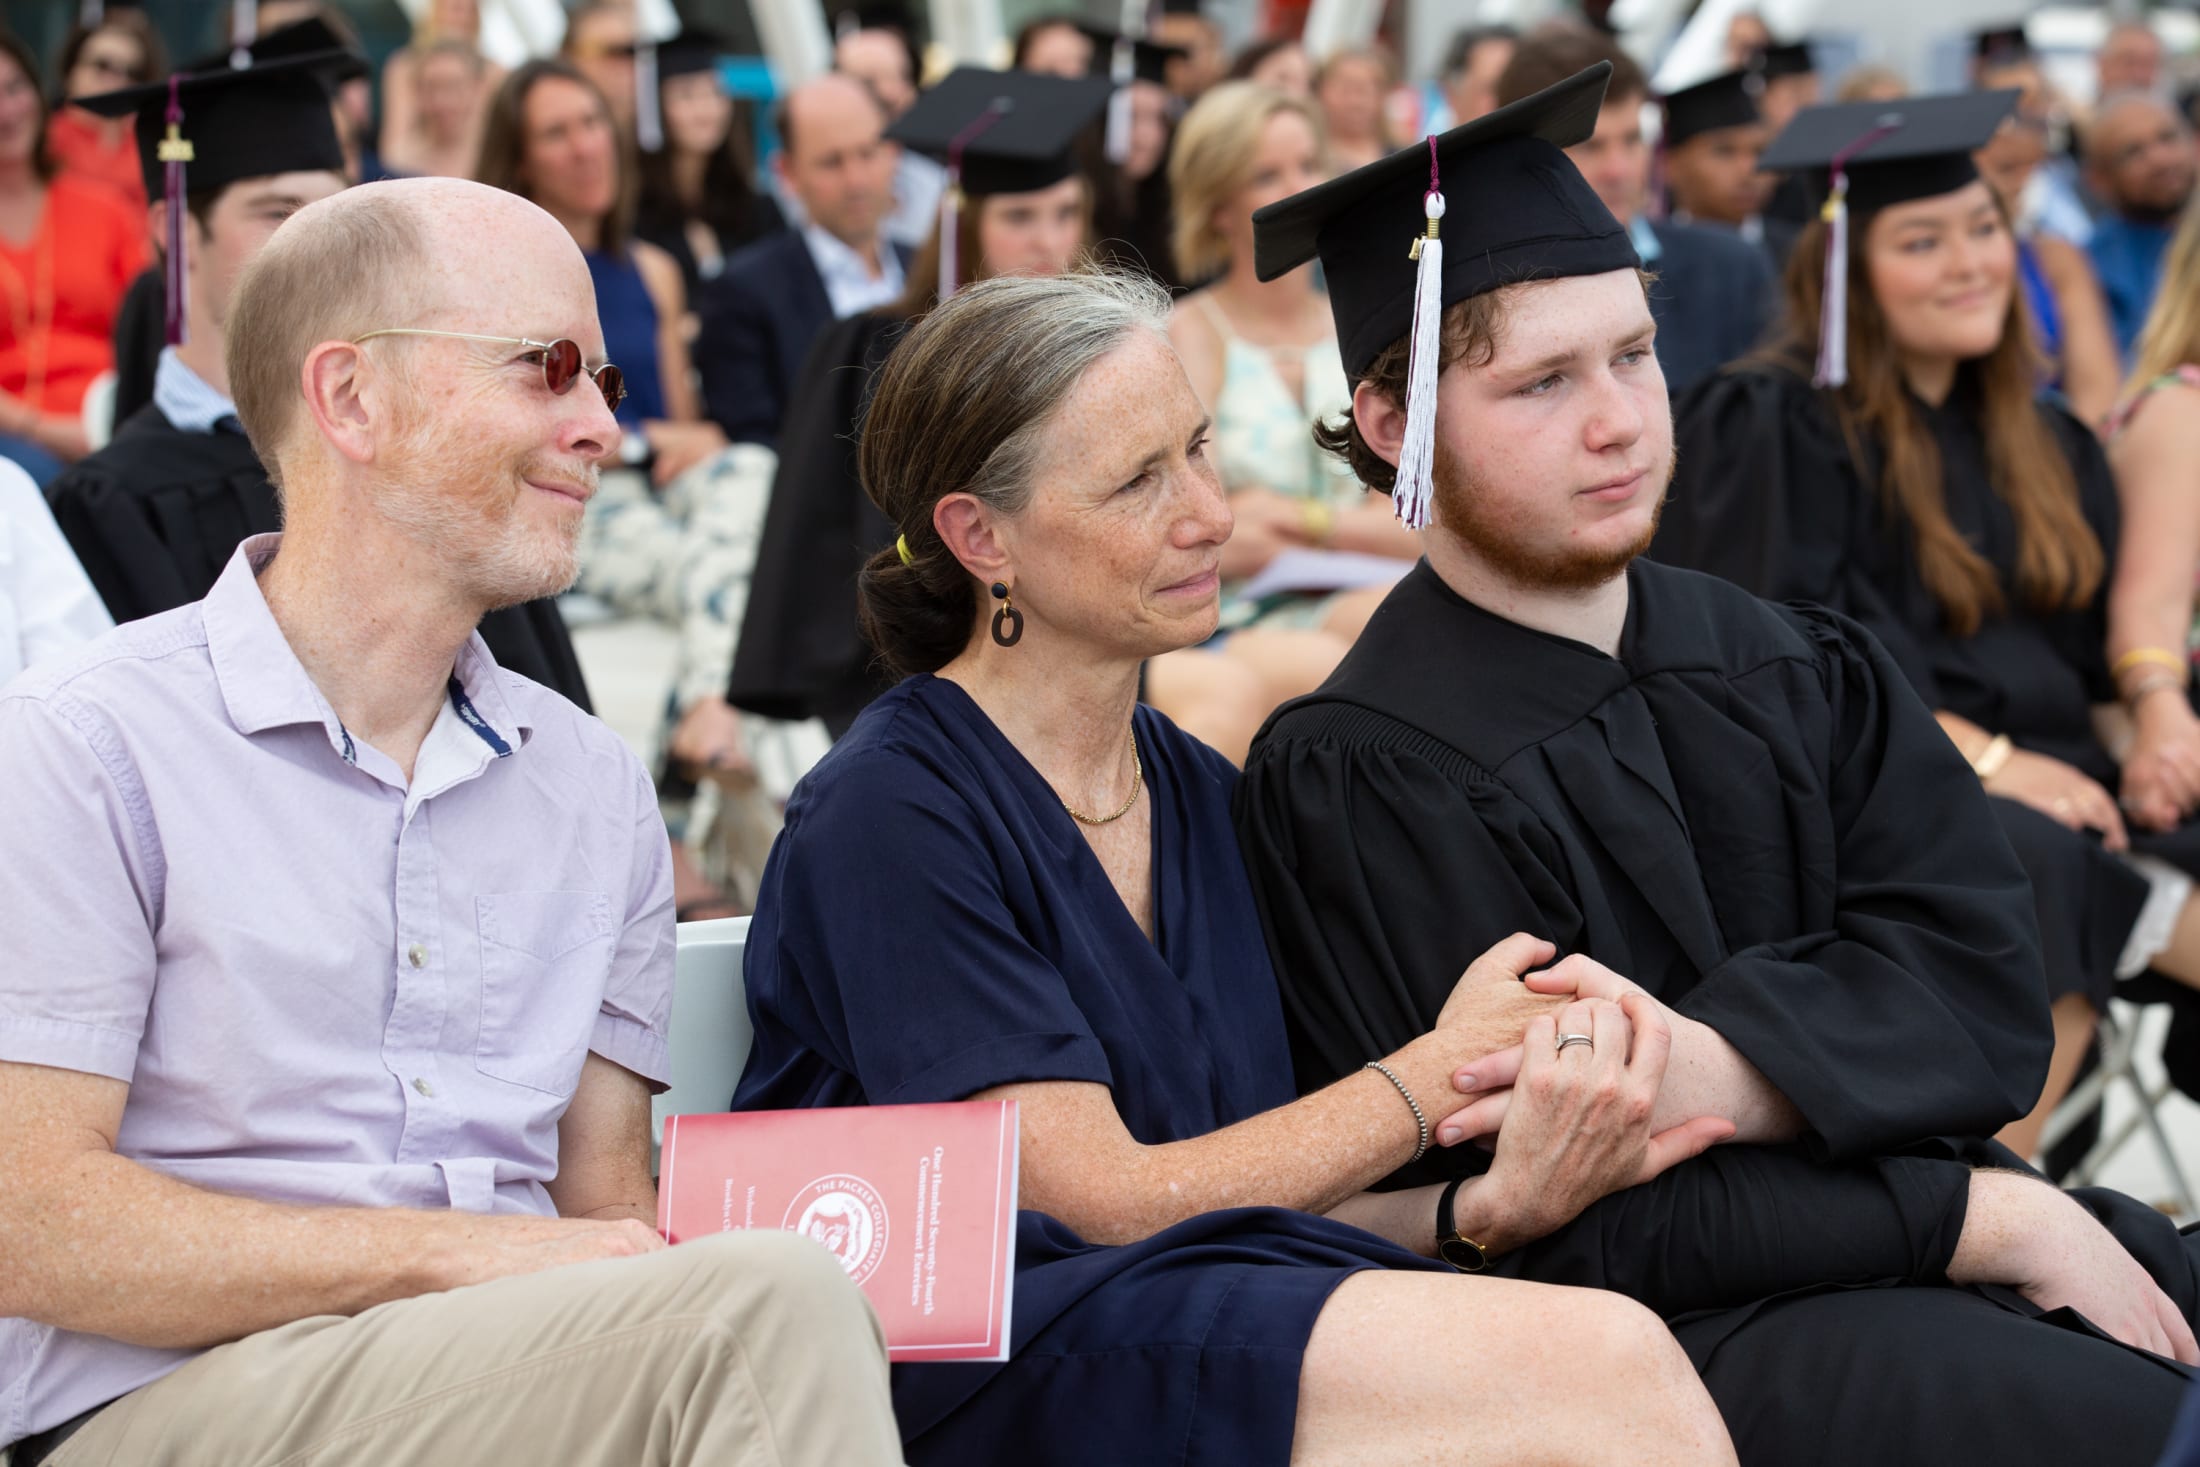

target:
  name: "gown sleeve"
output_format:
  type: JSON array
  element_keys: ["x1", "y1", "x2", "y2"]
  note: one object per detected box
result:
[
  {"x1": 1676, "y1": 604, "x2": 2052, "y2": 1153},
  {"x1": 745, "y1": 737, "x2": 1116, "y2": 1108}
]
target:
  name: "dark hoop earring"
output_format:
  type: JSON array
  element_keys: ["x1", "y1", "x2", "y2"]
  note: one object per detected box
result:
[{"x1": 990, "y1": 581, "x2": 1024, "y2": 648}]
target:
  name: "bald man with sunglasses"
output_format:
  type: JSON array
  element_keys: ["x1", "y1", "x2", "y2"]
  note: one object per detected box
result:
[{"x1": 0, "y1": 177, "x2": 902, "y2": 1467}]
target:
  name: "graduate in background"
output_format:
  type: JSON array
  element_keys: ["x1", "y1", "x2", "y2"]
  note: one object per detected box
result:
[
  {"x1": 48, "y1": 46, "x2": 592, "y2": 708},
  {"x1": 1662, "y1": 91, "x2": 2200, "y2": 1166},
  {"x1": 1659, "y1": 66, "x2": 1797, "y2": 267},
  {"x1": 1236, "y1": 67, "x2": 2200, "y2": 1464}
]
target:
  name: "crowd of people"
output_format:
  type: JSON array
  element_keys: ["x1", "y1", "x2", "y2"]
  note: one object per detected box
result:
[{"x1": 18, "y1": 0, "x2": 2200, "y2": 1463}]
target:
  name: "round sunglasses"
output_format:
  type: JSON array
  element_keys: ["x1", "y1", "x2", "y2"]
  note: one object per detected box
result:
[{"x1": 352, "y1": 329, "x2": 626, "y2": 414}]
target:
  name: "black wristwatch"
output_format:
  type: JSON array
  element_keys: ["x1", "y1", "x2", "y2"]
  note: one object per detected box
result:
[{"x1": 1436, "y1": 1177, "x2": 1492, "y2": 1272}]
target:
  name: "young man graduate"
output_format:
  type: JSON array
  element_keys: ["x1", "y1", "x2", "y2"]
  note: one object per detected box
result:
[
  {"x1": 48, "y1": 38, "x2": 593, "y2": 708},
  {"x1": 1234, "y1": 63, "x2": 2200, "y2": 1466}
]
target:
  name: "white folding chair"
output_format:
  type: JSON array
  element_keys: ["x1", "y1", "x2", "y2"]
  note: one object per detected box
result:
[
  {"x1": 2040, "y1": 998, "x2": 2198, "y2": 1220},
  {"x1": 653, "y1": 916, "x2": 755, "y2": 1170}
]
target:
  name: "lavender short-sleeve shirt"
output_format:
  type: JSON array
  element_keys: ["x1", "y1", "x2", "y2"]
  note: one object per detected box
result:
[{"x1": 0, "y1": 536, "x2": 675, "y2": 1444}]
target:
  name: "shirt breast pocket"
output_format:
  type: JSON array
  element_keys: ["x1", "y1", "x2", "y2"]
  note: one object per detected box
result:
[{"x1": 475, "y1": 890, "x2": 615, "y2": 1095}]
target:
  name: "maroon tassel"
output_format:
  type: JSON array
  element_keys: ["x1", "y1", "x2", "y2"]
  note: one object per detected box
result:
[
  {"x1": 159, "y1": 75, "x2": 193, "y2": 347},
  {"x1": 938, "y1": 100, "x2": 1011, "y2": 302}
]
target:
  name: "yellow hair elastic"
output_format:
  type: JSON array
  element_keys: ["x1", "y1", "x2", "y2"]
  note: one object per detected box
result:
[{"x1": 896, "y1": 534, "x2": 914, "y2": 567}]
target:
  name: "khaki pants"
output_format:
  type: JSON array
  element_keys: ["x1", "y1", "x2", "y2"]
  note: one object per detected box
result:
[{"x1": 42, "y1": 1231, "x2": 903, "y2": 1467}]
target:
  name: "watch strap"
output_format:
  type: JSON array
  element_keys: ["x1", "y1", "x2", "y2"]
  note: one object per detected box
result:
[{"x1": 1436, "y1": 1176, "x2": 1492, "y2": 1272}]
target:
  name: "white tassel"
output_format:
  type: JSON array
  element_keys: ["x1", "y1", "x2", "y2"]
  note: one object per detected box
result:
[
  {"x1": 635, "y1": 42, "x2": 663, "y2": 153},
  {"x1": 1393, "y1": 189, "x2": 1445, "y2": 531},
  {"x1": 1813, "y1": 186, "x2": 1849, "y2": 388},
  {"x1": 1104, "y1": 40, "x2": 1135, "y2": 164},
  {"x1": 938, "y1": 182, "x2": 960, "y2": 302},
  {"x1": 229, "y1": 0, "x2": 256, "y2": 69}
]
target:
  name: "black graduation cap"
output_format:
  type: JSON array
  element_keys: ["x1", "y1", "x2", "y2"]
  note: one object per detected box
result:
[
  {"x1": 1758, "y1": 88, "x2": 2017, "y2": 216},
  {"x1": 1253, "y1": 63, "x2": 1635, "y2": 527},
  {"x1": 73, "y1": 48, "x2": 349, "y2": 201},
  {"x1": 886, "y1": 66, "x2": 1113, "y2": 195},
  {"x1": 242, "y1": 15, "x2": 370, "y2": 81},
  {"x1": 1758, "y1": 89, "x2": 2018, "y2": 387},
  {"x1": 1151, "y1": 0, "x2": 1206, "y2": 16},
  {"x1": 655, "y1": 29, "x2": 730, "y2": 81},
  {"x1": 1661, "y1": 67, "x2": 1765, "y2": 147},
  {"x1": 1759, "y1": 42, "x2": 1815, "y2": 79}
]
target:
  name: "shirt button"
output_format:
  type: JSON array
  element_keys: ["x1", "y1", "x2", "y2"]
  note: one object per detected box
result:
[
  {"x1": 406, "y1": 943, "x2": 426, "y2": 968},
  {"x1": 412, "y1": 1077, "x2": 434, "y2": 1098}
]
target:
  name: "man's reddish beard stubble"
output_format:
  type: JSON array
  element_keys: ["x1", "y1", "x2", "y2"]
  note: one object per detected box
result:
[{"x1": 1427, "y1": 432, "x2": 1674, "y2": 593}]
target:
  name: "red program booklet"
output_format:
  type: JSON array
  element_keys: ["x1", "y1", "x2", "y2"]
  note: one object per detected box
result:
[{"x1": 658, "y1": 1101, "x2": 1019, "y2": 1363}]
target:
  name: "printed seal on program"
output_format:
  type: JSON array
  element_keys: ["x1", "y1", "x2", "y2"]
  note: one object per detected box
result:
[{"x1": 784, "y1": 1173, "x2": 890, "y2": 1284}]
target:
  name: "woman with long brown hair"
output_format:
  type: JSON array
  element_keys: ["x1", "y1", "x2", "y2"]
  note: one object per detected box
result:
[{"x1": 1661, "y1": 90, "x2": 2200, "y2": 1164}]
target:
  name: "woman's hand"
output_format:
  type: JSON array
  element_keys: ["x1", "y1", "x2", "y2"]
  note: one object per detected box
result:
[
  {"x1": 1949, "y1": 1170, "x2": 2198, "y2": 1363},
  {"x1": 1988, "y1": 747, "x2": 2129, "y2": 851},
  {"x1": 645, "y1": 420, "x2": 728, "y2": 487},
  {"x1": 1429, "y1": 934, "x2": 1569, "y2": 1109},
  {"x1": 1218, "y1": 488, "x2": 1314, "y2": 578},
  {"x1": 2121, "y1": 692, "x2": 2200, "y2": 832},
  {"x1": 1446, "y1": 997, "x2": 1733, "y2": 1253},
  {"x1": 667, "y1": 694, "x2": 755, "y2": 787}
]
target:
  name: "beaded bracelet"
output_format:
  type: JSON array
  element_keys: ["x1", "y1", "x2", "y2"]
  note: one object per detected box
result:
[{"x1": 1364, "y1": 1060, "x2": 1430, "y2": 1162}]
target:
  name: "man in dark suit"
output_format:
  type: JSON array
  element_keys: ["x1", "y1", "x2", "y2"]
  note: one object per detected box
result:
[
  {"x1": 1497, "y1": 27, "x2": 1775, "y2": 397},
  {"x1": 693, "y1": 74, "x2": 908, "y2": 449}
]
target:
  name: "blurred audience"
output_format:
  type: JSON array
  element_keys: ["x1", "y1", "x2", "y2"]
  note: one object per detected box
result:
[
  {"x1": 1973, "y1": 54, "x2": 2120, "y2": 425},
  {"x1": 46, "y1": 10, "x2": 164, "y2": 210},
  {"x1": 562, "y1": 1, "x2": 638, "y2": 132},
  {"x1": 834, "y1": 24, "x2": 943, "y2": 252},
  {"x1": 1722, "y1": 9, "x2": 1774, "y2": 69},
  {"x1": 2103, "y1": 196, "x2": 2200, "y2": 836},
  {"x1": 0, "y1": 457, "x2": 109, "y2": 685},
  {"x1": 2086, "y1": 92, "x2": 2198, "y2": 359},
  {"x1": 1151, "y1": 1, "x2": 1226, "y2": 103},
  {"x1": 1438, "y1": 24, "x2": 1517, "y2": 128},
  {"x1": 635, "y1": 33, "x2": 785, "y2": 302},
  {"x1": 1166, "y1": 81, "x2": 1406, "y2": 665},
  {"x1": 1835, "y1": 64, "x2": 1909, "y2": 105},
  {"x1": 0, "y1": 32, "x2": 145, "y2": 486},
  {"x1": 694, "y1": 74, "x2": 904, "y2": 450},
  {"x1": 478, "y1": 60, "x2": 724, "y2": 481},
  {"x1": 1015, "y1": 16, "x2": 1096, "y2": 78},
  {"x1": 379, "y1": 0, "x2": 500, "y2": 177},
  {"x1": 1227, "y1": 38, "x2": 1312, "y2": 97},
  {"x1": 1313, "y1": 46, "x2": 1396, "y2": 173},
  {"x1": 1498, "y1": 25, "x2": 1774, "y2": 397},
  {"x1": 380, "y1": 38, "x2": 491, "y2": 180},
  {"x1": 2098, "y1": 21, "x2": 2167, "y2": 102}
]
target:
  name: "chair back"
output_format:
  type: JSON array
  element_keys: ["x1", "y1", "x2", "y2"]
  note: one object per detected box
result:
[{"x1": 656, "y1": 916, "x2": 756, "y2": 1155}]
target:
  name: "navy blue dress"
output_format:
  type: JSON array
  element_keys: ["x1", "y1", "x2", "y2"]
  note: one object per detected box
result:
[{"x1": 736, "y1": 674, "x2": 1440, "y2": 1466}]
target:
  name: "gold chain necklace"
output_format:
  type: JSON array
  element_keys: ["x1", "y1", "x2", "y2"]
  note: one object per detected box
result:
[{"x1": 1062, "y1": 733, "x2": 1142, "y2": 826}]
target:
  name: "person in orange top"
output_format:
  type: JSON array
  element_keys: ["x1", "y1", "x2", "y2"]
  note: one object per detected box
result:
[
  {"x1": 0, "y1": 31, "x2": 147, "y2": 486},
  {"x1": 45, "y1": 11, "x2": 166, "y2": 211}
]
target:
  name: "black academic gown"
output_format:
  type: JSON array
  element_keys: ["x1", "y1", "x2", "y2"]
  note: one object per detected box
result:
[
  {"x1": 47, "y1": 406, "x2": 594, "y2": 710},
  {"x1": 108, "y1": 267, "x2": 163, "y2": 435},
  {"x1": 724, "y1": 312, "x2": 905, "y2": 736},
  {"x1": 1236, "y1": 558, "x2": 2200, "y2": 1465},
  {"x1": 1659, "y1": 364, "x2": 2200, "y2": 1085}
]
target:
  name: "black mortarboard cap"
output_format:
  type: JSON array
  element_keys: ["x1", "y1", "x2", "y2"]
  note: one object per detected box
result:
[
  {"x1": 1759, "y1": 42, "x2": 1815, "y2": 79},
  {"x1": 1758, "y1": 88, "x2": 2017, "y2": 215},
  {"x1": 1152, "y1": 0, "x2": 1207, "y2": 16},
  {"x1": 241, "y1": 16, "x2": 370, "y2": 81},
  {"x1": 1661, "y1": 66, "x2": 1764, "y2": 147},
  {"x1": 1253, "y1": 64, "x2": 1636, "y2": 526},
  {"x1": 75, "y1": 49, "x2": 349, "y2": 200},
  {"x1": 1254, "y1": 62, "x2": 1634, "y2": 380},
  {"x1": 655, "y1": 29, "x2": 730, "y2": 81},
  {"x1": 886, "y1": 66, "x2": 1113, "y2": 194}
]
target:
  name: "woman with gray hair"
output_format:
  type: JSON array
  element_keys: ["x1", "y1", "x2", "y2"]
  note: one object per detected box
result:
[{"x1": 734, "y1": 267, "x2": 1738, "y2": 1466}]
